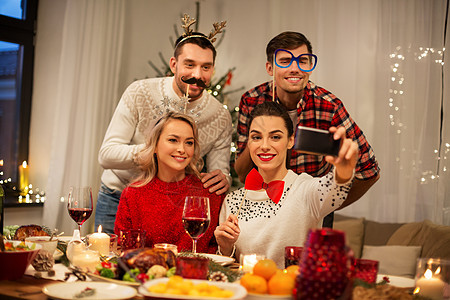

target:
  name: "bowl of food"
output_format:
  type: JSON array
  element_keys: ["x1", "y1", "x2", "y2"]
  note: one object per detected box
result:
[
  {"x1": 0, "y1": 240, "x2": 42, "y2": 280},
  {"x1": 25, "y1": 236, "x2": 58, "y2": 255}
]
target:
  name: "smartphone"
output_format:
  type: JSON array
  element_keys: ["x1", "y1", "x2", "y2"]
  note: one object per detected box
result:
[{"x1": 293, "y1": 126, "x2": 341, "y2": 156}]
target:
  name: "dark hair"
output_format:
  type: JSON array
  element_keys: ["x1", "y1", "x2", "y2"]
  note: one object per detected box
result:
[
  {"x1": 248, "y1": 102, "x2": 294, "y2": 137},
  {"x1": 174, "y1": 32, "x2": 217, "y2": 62},
  {"x1": 266, "y1": 31, "x2": 313, "y2": 63}
]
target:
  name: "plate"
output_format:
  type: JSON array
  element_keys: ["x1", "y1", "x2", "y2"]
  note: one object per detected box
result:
[
  {"x1": 377, "y1": 274, "x2": 415, "y2": 288},
  {"x1": 43, "y1": 281, "x2": 137, "y2": 299},
  {"x1": 139, "y1": 277, "x2": 247, "y2": 299},
  {"x1": 200, "y1": 253, "x2": 235, "y2": 266},
  {"x1": 87, "y1": 272, "x2": 140, "y2": 288},
  {"x1": 58, "y1": 235, "x2": 87, "y2": 243},
  {"x1": 245, "y1": 293, "x2": 292, "y2": 300}
]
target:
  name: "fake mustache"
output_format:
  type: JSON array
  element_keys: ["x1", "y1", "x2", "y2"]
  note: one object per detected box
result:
[{"x1": 181, "y1": 76, "x2": 208, "y2": 88}]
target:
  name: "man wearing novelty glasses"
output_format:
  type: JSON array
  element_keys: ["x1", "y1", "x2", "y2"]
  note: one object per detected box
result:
[{"x1": 235, "y1": 31, "x2": 380, "y2": 227}]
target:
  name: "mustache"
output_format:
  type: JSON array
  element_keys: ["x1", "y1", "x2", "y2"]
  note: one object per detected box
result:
[{"x1": 181, "y1": 76, "x2": 208, "y2": 88}]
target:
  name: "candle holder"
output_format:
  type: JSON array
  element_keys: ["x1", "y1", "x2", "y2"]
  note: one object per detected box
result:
[
  {"x1": 72, "y1": 249, "x2": 100, "y2": 273},
  {"x1": 175, "y1": 256, "x2": 209, "y2": 279},
  {"x1": 285, "y1": 246, "x2": 304, "y2": 268},
  {"x1": 154, "y1": 243, "x2": 178, "y2": 255},
  {"x1": 414, "y1": 258, "x2": 450, "y2": 300},
  {"x1": 109, "y1": 234, "x2": 118, "y2": 255},
  {"x1": 353, "y1": 258, "x2": 379, "y2": 284},
  {"x1": 119, "y1": 229, "x2": 147, "y2": 251},
  {"x1": 295, "y1": 228, "x2": 354, "y2": 299},
  {"x1": 86, "y1": 230, "x2": 110, "y2": 256}
]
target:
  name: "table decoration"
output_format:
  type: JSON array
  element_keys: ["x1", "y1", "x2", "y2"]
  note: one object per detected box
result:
[
  {"x1": 31, "y1": 249, "x2": 55, "y2": 272},
  {"x1": 175, "y1": 256, "x2": 209, "y2": 279},
  {"x1": 72, "y1": 249, "x2": 100, "y2": 272},
  {"x1": 87, "y1": 225, "x2": 110, "y2": 256},
  {"x1": 284, "y1": 246, "x2": 303, "y2": 268},
  {"x1": 119, "y1": 229, "x2": 146, "y2": 250},
  {"x1": 353, "y1": 258, "x2": 379, "y2": 284},
  {"x1": 295, "y1": 228, "x2": 353, "y2": 299},
  {"x1": 154, "y1": 243, "x2": 178, "y2": 255},
  {"x1": 414, "y1": 258, "x2": 449, "y2": 300},
  {"x1": 171, "y1": 252, "x2": 241, "y2": 283}
]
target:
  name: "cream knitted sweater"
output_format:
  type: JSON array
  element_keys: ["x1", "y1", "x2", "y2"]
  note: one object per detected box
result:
[
  {"x1": 99, "y1": 77, "x2": 232, "y2": 191},
  {"x1": 219, "y1": 169, "x2": 352, "y2": 268}
]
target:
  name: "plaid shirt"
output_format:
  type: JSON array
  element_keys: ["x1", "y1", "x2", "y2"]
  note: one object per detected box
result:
[{"x1": 237, "y1": 81, "x2": 380, "y2": 180}]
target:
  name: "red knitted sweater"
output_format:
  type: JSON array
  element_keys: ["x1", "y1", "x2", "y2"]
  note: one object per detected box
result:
[{"x1": 114, "y1": 174, "x2": 224, "y2": 253}]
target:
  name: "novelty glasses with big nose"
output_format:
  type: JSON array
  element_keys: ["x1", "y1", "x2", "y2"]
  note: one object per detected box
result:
[{"x1": 274, "y1": 49, "x2": 317, "y2": 72}]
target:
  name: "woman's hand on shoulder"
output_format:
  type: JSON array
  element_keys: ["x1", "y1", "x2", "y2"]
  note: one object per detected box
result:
[
  {"x1": 325, "y1": 127, "x2": 359, "y2": 183},
  {"x1": 214, "y1": 214, "x2": 240, "y2": 256}
]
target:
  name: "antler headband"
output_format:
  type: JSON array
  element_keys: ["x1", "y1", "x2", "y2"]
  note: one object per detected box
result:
[{"x1": 175, "y1": 14, "x2": 227, "y2": 47}]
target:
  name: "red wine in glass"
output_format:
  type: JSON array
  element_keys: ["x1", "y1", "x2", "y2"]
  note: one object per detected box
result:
[
  {"x1": 182, "y1": 196, "x2": 210, "y2": 253},
  {"x1": 68, "y1": 208, "x2": 93, "y2": 226},
  {"x1": 182, "y1": 217, "x2": 210, "y2": 239},
  {"x1": 68, "y1": 187, "x2": 93, "y2": 234}
]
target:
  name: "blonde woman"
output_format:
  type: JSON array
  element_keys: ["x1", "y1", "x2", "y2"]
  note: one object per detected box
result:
[{"x1": 115, "y1": 112, "x2": 224, "y2": 253}]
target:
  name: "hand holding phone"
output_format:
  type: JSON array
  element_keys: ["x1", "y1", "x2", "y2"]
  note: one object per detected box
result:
[{"x1": 293, "y1": 126, "x2": 341, "y2": 156}]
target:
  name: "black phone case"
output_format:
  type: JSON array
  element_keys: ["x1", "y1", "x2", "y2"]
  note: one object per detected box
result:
[{"x1": 294, "y1": 126, "x2": 341, "y2": 156}]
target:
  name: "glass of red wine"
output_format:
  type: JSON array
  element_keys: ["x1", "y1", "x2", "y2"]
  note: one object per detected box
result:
[
  {"x1": 182, "y1": 196, "x2": 210, "y2": 253},
  {"x1": 67, "y1": 186, "x2": 93, "y2": 234}
]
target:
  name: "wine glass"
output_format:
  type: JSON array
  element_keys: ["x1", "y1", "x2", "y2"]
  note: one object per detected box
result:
[
  {"x1": 182, "y1": 196, "x2": 210, "y2": 253},
  {"x1": 67, "y1": 187, "x2": 93, "y2": 233}
]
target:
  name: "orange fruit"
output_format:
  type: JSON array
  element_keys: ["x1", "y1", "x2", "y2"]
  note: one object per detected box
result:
[
  {"x1": 253, "y1": 259, "x2": 278, "y2": 280},
  {"x1": 240, "y1": 273, "x2": 268, "y2": 294},
  {"x1": 285, "y1": 265, "x2": 300, "y2": 280},
  {"x1": 267, "y1": 272, "x2": 295, "y2": 295}
]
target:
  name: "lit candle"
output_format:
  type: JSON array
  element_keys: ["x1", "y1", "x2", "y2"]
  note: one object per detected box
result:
[
  {"x1": 415, "y1": 269, "x2": 445, "y2": 300},
  {"x1": 241, "y1": 254, "x2": 265, "y2": 273},
  {"x1": 154, "y1": 243, "x2": 178, "y2": 255},
  {"x1": 88, "y1": 225, "x2": 110, "y2": 256},
  {"x1": 72, "y1": 249, "x2": 100, "y2": 272},
  {"x1": 18, "y1": 161, "x2": 29, "y2": 196}
]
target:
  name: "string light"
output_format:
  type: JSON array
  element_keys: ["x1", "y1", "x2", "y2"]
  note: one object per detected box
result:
[{"x1": 389, "y1": 45, "x2": 447, "y2": 184}]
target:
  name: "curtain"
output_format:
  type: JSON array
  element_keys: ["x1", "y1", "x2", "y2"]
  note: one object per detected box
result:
[
  {"x1": 42, "y1": 0, "x2": 125, "y2": 236},
  {"x1": 338, "y1": 0, "x2": 448, "y2": 224}
]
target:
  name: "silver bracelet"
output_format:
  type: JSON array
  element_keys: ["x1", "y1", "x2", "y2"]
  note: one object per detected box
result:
[{"x1": 217, "y1": 244, "x2": 236, "y2": 257}]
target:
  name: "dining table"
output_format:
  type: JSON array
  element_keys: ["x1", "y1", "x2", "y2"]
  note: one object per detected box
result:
[{"x1": 0, "y1": 264, "x2": 144, "y2": 300}]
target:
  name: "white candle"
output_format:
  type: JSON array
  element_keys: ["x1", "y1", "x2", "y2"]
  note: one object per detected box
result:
[
  {"x1": 241, "y1": 254, "x2": 265, "y2": 273},
  {"x1": 72, "y1": 250, "x2": 100, "y2": 272},
  {"x1": 154, "y1": 243, "x2": 178, "y2": 255},
  {"x1": 88, "y1": 225, "x2": 110, "y2": 256},
  {"x1": 415, "y1": 269, "x2": 445, "y2": 300}
]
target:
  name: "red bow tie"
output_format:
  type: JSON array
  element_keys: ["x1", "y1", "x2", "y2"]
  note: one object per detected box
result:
[{"x1": 244, "y1": 169, "x2": 285, "y2": 204}]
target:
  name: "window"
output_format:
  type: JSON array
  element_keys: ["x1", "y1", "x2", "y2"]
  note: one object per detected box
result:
[{"x1": 0, "y1": 0, "x2": 38, "y2": 196}]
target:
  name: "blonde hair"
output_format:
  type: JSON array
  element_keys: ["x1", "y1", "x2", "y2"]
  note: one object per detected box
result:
[{"x1": 131, "y1": 112, "x2": 203, "y2": 187}]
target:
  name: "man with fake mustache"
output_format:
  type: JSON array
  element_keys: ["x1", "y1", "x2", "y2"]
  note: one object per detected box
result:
[{"x1": 95, "y1": 16, "x2": 232, "y2": 234}]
